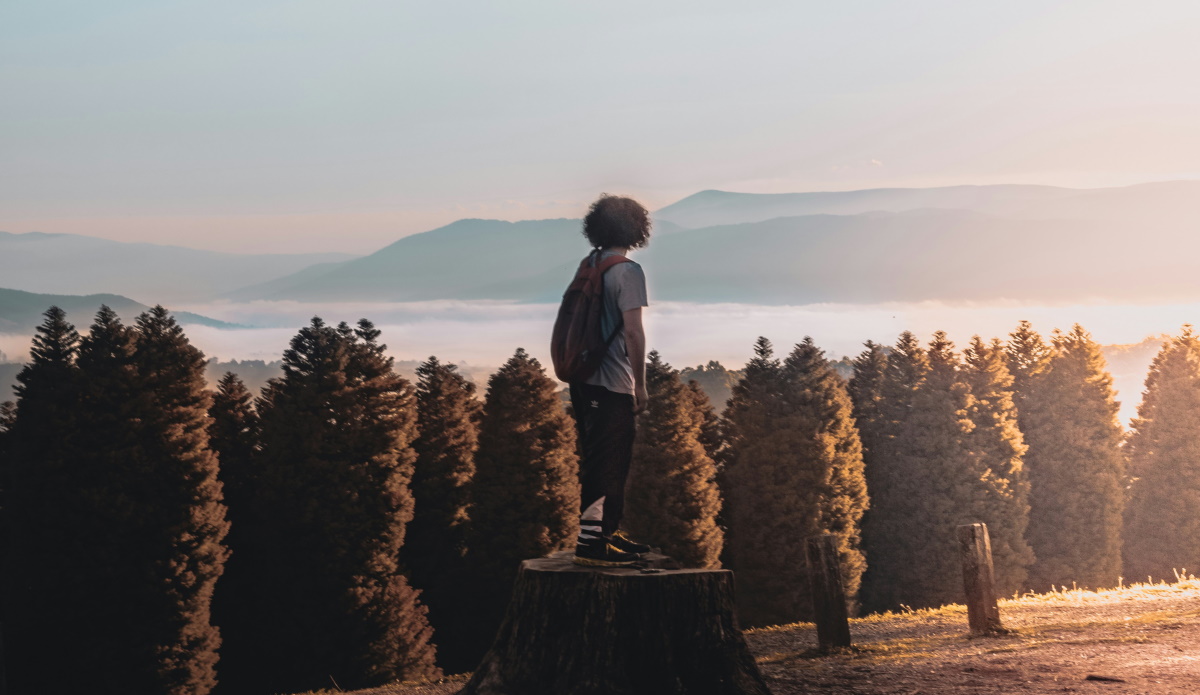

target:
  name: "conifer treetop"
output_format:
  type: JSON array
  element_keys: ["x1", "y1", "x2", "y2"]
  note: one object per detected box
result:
[
  {"x1": 356, "y1": 318, "x2": 383, "y2": 345},
  {"x1": 881, "y1": 331, "x2": 930, "y2": 404},
  {"x1": 753, "y1": 336, "x2": 773, "y2": 360},
  {"x1": 1007, "y1": 320, "x2": 1051, "y2": 377},
  {"x1": 16, "y1": 307, "x2": 81, "y2": 403},
  {"x1": 27, "y1": 306, "x2": 80, "y2": 365}
]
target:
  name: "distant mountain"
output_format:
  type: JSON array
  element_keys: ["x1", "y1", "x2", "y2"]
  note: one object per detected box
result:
[
  {"x1": 0, "y1": 231, "x2": 357, "y2": 302},
  {"x1": 655, "y1": 184, "x2": 1071, "y2": 228},
  {"x1": 0, "y1": 288, "x2": 239, "y2": 334},
  {"x1": 228, "y1": 218, "x2": 585, "y2": 301},
  {"x1": 233, "y1": 198, "x2": 1200, "y2": 305},
  {"x1": 14, "y1": 181, "x2": 1199, "y2": 306},
  {"x1": 638, "y1": 209, "x2": 1188, "y2": 304},
  {"x1": 655, "y1": 180, "x2": 1200, "y2": 229}
]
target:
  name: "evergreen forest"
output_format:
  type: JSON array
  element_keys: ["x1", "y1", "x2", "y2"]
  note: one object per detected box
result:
[{"x1": 3, "y1": 305, "x2": 1198, "y2": 692}]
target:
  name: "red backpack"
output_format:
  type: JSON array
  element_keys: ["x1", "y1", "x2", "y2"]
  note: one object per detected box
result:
[{"x1": 550, "y1": 251, "x2": 633, "y2": 383}]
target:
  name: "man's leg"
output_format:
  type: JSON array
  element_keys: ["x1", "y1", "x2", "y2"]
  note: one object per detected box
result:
[
  {"x1": 570, "y1": 382, "x2": 605, "y2": 549},
  {"x1": 571, "y1": 383, "x2": 638, "y2": 563},
  {"x1": 596, "y1": 388, "x2": 635, "y2": 536}
]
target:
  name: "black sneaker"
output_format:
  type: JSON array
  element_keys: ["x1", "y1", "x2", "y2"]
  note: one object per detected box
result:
[
  {"x1": 610, "y1": 529, "x2": 651, "y2": 554},
  {"x1": 573, "y1": 538, "x2": 643, "y2": 567}
]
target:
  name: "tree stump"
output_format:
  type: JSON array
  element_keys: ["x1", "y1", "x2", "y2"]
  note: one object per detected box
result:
[{"x1": 458, "y1": 551, "x2": 772, "y2": 695}]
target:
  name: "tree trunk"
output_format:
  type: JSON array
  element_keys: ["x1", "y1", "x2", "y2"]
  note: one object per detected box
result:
[{"x1": 458, "y1": 551, "x2": 772, "y2": 695}]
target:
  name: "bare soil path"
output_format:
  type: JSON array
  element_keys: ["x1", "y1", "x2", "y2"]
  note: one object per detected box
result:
[{"x1": 302, "y1": 578, "x2": 1200, "y2": 695}]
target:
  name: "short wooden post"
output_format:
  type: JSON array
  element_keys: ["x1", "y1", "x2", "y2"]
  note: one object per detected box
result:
[
  {"x1": 806, "y1": 534, "x2": 852, "y2": 651},
  {"x1": 957, "y1": 523, "x2": 1006, "y2": 636}
]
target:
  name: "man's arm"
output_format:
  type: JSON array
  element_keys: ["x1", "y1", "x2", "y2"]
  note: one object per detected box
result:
[{"x1": 623, "y1": 306, "x2": 647, "y2": 413}]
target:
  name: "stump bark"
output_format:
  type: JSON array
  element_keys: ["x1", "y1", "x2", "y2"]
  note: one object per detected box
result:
[{"x1": 458, "y1": 551, "x2": 772, "y2": 695}]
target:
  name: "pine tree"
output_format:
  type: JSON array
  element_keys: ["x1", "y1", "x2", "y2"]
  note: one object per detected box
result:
[
  {"x1": 238, "y1": 318, "x2": 439, "y2": 693},
  {"x1": 723, "y1": 337, "x2": 868, "y2": 626},
  {"x1": 855, "y1": 331, "x2": 929, "y2": 612},
  {"x1": 127, "y1": 306, "x2": 230, "y2": 693},
  {"x1": 3, "y1": 307, "x2": 85, "y2": 693},
  {"x1": 8, "y1": 306, "x2": 230, "y2": 694},
  {"x1": 847, "y1": 340, "x2": 889, "y2": 606},
  {"x1": 720, "y1": 337, "x2": 782, "y2": 574},
  {"x1": 1124, "y1": 328, "x2": 1200, "y2": 582},
  {"x1": 466, "y1": 348, "x2": 578, "y2": 658},
  {"x1": 624, "y1": 351, "x2": 723, "y2": 569},
  {"x1": 405, "y1": 356, "x2": 482, "y2": 673},
  {"x1": 68, "y1": 305, "x2": 143, "y2": 690},
  {"x1": 206, "y1": 372, "x2": 259, "y2": 689},
  {"x1": 781, "y1": 339, "x2": 869, "y2": 612},
  {"x1": 209, "y1": 373, "x2": 258, "y2": 507},
  {"x1": 961, "y1": 336, "x2": 1035, "y2": 596},
  {"x1": 875, "y1": 332, "x2": 975, "y2": 610},
  {"x1": 859, "y1": 332, "x2": 1033, "y2": 610},
  {"x1": 1011, "y1": 324, "x2": 1125, "y2": 591}
]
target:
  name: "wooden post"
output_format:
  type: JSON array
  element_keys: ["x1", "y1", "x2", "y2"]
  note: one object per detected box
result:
[
  {"x1": 805, "y1": 534, "x2": 852, "y2": 652},
  {"x1": 957, "y1": 523, "x2": 1006, "y2": 636}
]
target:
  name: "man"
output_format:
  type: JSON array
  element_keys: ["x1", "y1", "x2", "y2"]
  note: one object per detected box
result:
[{"x1": 567, "y1": 194, "x2": 652, "y2": 567}]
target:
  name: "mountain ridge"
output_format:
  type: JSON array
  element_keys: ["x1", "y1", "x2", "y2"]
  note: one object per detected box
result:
[
  {"x1": 229, "y1": 201, "x2": 1200, "y2": 306},
  {"x1": 8, "y1": 180, "x2": 1200, "y2": 306},
  {"x1": 0, "y1": 287, "x2": 241, "y2": 334},
  {"x1": 0, "y1": 231, "x2": 359, "y2": 303},
  {"x1": 654, "y1": 180, "x2": 1200, "y2": 228}
]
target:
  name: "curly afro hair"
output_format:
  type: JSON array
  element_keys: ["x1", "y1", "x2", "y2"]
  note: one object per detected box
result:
[{"x1": 582, "y1": 194, "x2": 652, "y2": 250}]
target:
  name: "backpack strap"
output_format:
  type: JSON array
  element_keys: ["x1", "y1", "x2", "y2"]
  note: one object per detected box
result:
[
  {"x1": 597, "y1": 255, "x2": 632, "y2": 273},
  {"x1": 588, "y1": 251, "x2": 634, "y2": 274}
]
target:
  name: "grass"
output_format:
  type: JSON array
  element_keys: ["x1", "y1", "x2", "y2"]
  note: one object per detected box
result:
[
  {"x1": 746, "y1": 603, "x2": 968, "y2": 637},
  {"x1": 749, "y1": 572, "x2": 1200, "y2": 669},
  {"x1": 1003, "y1": 570, "x2": 1200, "y2": 606}
]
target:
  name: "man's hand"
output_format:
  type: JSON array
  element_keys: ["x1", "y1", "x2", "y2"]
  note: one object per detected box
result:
[{"x1": 634, "y1": 384, "x2": 649, "y2": 414}]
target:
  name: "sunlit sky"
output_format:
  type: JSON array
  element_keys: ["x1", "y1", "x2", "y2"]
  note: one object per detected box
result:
[{"x1": 3, "y1": 0, "x2": 1199, "y2": 253}]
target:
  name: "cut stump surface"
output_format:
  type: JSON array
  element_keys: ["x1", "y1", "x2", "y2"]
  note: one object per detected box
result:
[{"x1": 457, "y1": 551, "x2": 772, "y2": 695}]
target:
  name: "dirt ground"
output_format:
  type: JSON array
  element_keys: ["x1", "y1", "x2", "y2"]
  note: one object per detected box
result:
[
  {"x1": 305, "y1": 578, "x2": 1200, "y2": 695},
  {"x1": 750, "y1": 579, "x2": 1200, "y2": 694}
]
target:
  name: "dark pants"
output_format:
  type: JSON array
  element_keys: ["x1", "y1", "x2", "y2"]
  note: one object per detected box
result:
[{"x1": 569, "y1": 382, "x2": 636, "y2": 536}]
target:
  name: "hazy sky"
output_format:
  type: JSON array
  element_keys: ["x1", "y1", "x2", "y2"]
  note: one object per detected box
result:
[{"x1": 3, "y1": 0, "x2": 1198, "y2": 253}]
